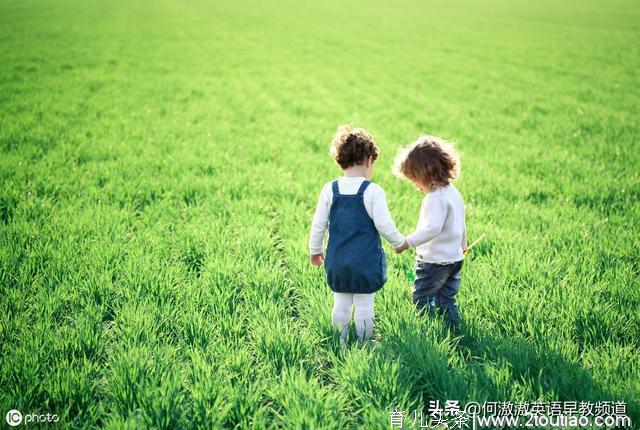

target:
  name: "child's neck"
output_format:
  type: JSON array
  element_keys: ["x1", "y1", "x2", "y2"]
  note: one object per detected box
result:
[
  {"x1": 344, "y1": 165, "x2": 366, "y2": 177},
  {"x1": 424, "y1": 182, "x2": 449, "y2": 193}
]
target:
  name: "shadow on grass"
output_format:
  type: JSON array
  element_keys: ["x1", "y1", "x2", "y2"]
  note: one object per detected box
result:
[{"x1": 379, "y1": 316, "x2": 638, "y2": 425}]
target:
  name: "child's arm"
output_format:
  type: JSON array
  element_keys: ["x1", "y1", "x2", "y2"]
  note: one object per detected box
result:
[
  {"x1": 369, "y1": 186, "x2": 405, "y2": 249},
  {"x1": 309, "y1": 184, "x2": 331, "y2": 264},
  {"x1": 405, "y1": 193, "x2": 446, "y2": 248},
  {"x1": 461, "y1": 219, "x2": 468, "y2": 253}
]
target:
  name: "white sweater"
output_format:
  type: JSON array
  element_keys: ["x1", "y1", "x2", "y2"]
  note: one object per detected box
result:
[
  {"x1": 309, "y1": 176, "x2": 405, "y2": 255},
  {"x1": 406, "y1": 184, "x2": 467, "y2": 264}
]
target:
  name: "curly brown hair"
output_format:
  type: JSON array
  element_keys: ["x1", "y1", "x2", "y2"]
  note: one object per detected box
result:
[
  {"x1": 329, "y1": 125, "x2": 379, "y2": 169},
  {"x1": 392, "y1": 135, "x2": 460, "y2": 189}
]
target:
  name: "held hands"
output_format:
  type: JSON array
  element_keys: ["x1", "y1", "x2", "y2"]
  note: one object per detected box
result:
[
  {"x1": 313, "y1": 239, "x2": 409, "y2": 263},
  {"x1": 310, "y1": 253, "x2": 324, "y2": 266},
  {"x1": 394, "y1": 240, "x2": 410, "y2": 254}
]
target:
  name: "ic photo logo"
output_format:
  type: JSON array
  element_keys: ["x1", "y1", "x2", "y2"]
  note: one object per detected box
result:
[
  {"x1": 5, "y1": 409, "x2": 59, "y2": 426},
  {"x1": 5, "y1": 410, "x2": 22, "y2": 427}
]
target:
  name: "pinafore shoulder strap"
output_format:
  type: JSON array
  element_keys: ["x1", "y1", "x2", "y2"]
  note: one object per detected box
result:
[{"x1": 356, "y1": 180, "x2": 370, "y2": 196}]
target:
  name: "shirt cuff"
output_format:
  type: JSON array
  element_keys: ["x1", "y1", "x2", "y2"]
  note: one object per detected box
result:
[
  {"x1": 391, "y1": 235, "x2": 406, "y2": 249},
  {"x1": 310, "y1": 247, "x2": 323, "y2": 255}
]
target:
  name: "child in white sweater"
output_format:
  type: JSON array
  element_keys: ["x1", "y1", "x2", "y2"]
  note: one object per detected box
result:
[
  {"x1": 310, "y1": 126, "x2": 405, "y2": 345},
  {"x1": 393, "y1": 135, "x2": 467, "y2": 330}
]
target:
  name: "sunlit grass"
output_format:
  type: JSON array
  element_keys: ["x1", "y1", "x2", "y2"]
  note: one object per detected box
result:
[{"x1": 1, "y1": 0, "x2": 638, "y2": 427}]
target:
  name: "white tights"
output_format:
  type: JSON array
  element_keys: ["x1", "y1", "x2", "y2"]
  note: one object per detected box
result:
[{"x1": 332, "y1": 292, "x2": 375, "y2": 343}]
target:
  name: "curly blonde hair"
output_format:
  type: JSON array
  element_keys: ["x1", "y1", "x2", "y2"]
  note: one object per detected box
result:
[
  {"x1": 393, "y1": 135, "x2": 460, "y2": 188},
  {"x1": 330, "y1": 125, "x2": 379, "y2": 169}
]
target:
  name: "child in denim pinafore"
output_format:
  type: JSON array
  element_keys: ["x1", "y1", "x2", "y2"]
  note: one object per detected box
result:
[{"x1": 310, "y1": 126, "x2": 405, "y2": 345}]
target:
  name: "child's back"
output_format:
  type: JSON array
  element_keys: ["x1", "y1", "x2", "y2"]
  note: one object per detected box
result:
[
  {"x1": 408, "y1": 183, "x2": 466, "y2": 264},
  {"x1": 312, "y1": 177, "x2": 404, "y2": 293},
  {"x1": 310, "y1": 176, "x2": 405, "y2": 263}
]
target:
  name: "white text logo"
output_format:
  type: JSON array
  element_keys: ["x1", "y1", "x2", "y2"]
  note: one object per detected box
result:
[{"x1": 6, "y1": 410, "x2": 22, "y2": 427}]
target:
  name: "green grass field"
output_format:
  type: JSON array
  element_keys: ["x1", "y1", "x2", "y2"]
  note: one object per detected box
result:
[{"x1": 1, "y1": 0, "x2": 639, "y2": 428}]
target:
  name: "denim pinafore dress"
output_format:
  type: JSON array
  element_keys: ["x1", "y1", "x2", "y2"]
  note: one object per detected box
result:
[{"x1": 324, "y1": 179, "x2": 387, "y2": 294}]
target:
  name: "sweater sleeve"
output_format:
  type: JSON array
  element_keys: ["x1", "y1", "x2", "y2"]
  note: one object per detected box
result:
[
  {"x1": 461, "y1": 218, "x2": 467, "y2": 250},
  {"x1": 405, "y1": 192, "x2": 447, "y2": 248},
  {"x1": 309, "y1": 183, "x2": 331, "y2": 255},
  {"x1": 369, "y1": 185, "x2": 405, "y2": 248}
]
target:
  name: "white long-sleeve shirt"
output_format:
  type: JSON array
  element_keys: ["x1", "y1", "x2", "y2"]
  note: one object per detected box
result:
[
  {"x1": 309, "y1": 176, "x2": 405, "y2": 255},
  {"x1": 406, "y1": 184, "x2": 467, "y2": 264}
]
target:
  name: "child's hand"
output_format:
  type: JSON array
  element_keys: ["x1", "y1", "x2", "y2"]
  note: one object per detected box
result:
[
  {"x1": 394, "y1": 240, "x2": 410, "y2": 254},
  {"x1": 310, "y1": 253, "x2": 324, "y2": 265}
]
